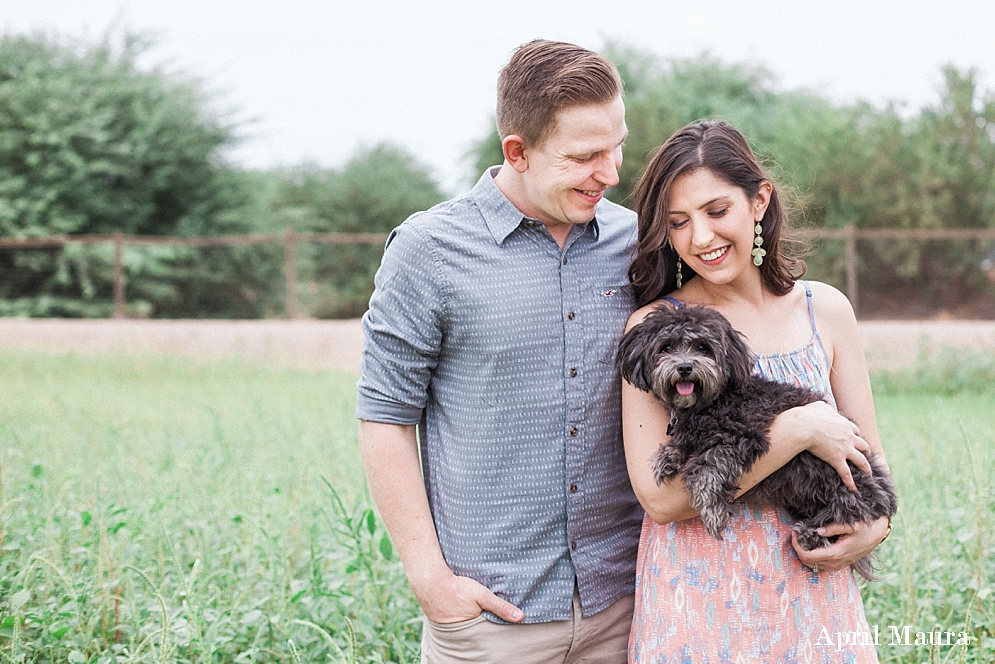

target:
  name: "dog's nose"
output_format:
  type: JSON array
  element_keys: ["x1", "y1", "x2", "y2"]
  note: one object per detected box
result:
[{"x1": 677, "y1": 363, "x2": 693, "y2": 377}]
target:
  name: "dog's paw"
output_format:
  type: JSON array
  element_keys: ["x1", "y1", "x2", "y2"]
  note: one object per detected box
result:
[
  {"x1": 650, "y1": 448, "x2": 682, "y2": 483},
  {"x1": 699, "y1": 504, "x2": 731, "y2": 540},
  {"x1": 654, "y1": 459, "x2": 682, "y2": 482},
  {"x1": 794, "y1": 524, "x2": 830, "y2": 551}
]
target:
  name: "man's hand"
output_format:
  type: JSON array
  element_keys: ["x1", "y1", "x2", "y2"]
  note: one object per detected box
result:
[
  {"x1": 414, "y1": 569, "x2": 524, "y2": 624},
  {"x1": 792, "y1": 515, "x2": 890, "y2": 572}
]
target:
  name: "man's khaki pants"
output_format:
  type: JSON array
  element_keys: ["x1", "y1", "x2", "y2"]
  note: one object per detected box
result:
[{"x1": 420, "y1": 590, "x2": 633, "y2": 664}]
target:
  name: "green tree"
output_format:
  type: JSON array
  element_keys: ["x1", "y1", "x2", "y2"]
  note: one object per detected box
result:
[
  {"x1": 467, "y1": 44, "x2": 995, "y2": 317},
  {"x1": 0, "y1": 33, "x2": 232, "y2": 237},
  {"x1": 847, "y1": 67, "x2": 995, "y2": 312},
  {"x1": 0, "y1": 32, "x2": 282, "y2": 317},
  {"x1": 467, "y1": 47, "x2": 846, "y2": 209},
  {"x1": 271, "y1": 143, "x2": 446, "y2": 317}
]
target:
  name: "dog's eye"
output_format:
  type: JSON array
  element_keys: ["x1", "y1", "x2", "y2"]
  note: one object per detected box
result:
[
  {"x1": 662, "y1": 343, "x2": 672, "y2": 352},
  {"x1": 696, "y1": 342, "x2": 712, "y2": 355}
]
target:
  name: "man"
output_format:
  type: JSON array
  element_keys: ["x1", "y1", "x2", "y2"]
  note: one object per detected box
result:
[{"x1": 357, "y1": 40, "x2": 642, "y2": 662}]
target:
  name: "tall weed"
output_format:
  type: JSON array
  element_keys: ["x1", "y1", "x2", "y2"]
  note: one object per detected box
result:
[
  {"x1": 0, "y1": 352, "x2": 420, "y2": 662},
  {"x1": 865, "y1": 392, "x2": 995, "y2": 662}
]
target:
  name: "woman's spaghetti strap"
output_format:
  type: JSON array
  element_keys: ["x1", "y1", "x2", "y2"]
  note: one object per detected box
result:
[{"x1": 801, "y1": 280, "x2": 817, "y2": 335}]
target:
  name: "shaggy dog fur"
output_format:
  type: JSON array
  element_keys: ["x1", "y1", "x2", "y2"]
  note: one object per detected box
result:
[{"x1": 617, "y1": 305, "x2": 897, "y2": 579}]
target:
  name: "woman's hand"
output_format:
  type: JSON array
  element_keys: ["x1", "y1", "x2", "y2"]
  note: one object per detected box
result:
[
  {"x1": 771, "y1": 401, "x2": 873, "y2": 492},
  {"x1": 792, "y1": 515, "x2": 891, "y2": 572}
]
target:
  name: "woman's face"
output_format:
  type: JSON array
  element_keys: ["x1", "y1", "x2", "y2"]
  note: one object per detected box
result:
[{"x1": 666, "y1": 168, "x2": 771, "y2": 287}]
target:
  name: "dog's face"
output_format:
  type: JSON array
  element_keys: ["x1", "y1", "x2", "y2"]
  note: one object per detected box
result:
[{"x1": 617, "y1": 305, "x2": 754, "y2": 412}]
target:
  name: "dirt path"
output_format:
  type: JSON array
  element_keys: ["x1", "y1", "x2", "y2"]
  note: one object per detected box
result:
[
  {"x1": 1, "y1": 318, "x2": 994, "y2": 374},
  {"x1": 0, "y1": 319, "x2": 365, "y2": 372},
  {"x1": 855, "y1": 320, "x2": 995, "y2": 372}
]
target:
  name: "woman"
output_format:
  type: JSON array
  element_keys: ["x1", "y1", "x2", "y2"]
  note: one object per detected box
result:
[{"x1": 623, "y1": 120, "x2": 892, "y2": 662}]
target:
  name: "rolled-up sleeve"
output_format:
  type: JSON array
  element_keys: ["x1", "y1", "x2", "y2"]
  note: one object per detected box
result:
[{"x1": 356, "y1": 221, "x2": 445, "y2": 424}]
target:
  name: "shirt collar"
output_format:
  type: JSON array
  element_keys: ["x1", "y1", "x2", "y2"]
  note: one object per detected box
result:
[{"x1": 471, "y1": 166, "x2": 601, "y2": 244}]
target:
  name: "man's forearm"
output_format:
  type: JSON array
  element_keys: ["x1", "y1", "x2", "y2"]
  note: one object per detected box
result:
[
  {"x1": 358, "y1": 420, "x2": 526, "y2": 624},
  {"x1": 358, "y1": 421, "x2": 451, "y2": 594}
]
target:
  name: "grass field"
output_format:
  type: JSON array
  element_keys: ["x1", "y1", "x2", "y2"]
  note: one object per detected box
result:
[{"x1": 0, "y1": 349, "x2": 993, "y2": 663}]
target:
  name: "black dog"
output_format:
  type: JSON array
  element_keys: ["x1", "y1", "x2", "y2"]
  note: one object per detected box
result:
[{"x1": 617, "y1": 305, "x2": 897, "y2": 579}]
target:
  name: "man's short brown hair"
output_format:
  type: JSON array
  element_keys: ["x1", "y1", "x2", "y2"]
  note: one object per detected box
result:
[{"x1": 496, "y1": 39, "x2": 623, "y2": 147}]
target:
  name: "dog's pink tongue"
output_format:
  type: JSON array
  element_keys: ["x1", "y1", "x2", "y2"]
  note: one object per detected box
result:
[{"x1": 676, "y1": 381, "x2": 695, "y2": 397}]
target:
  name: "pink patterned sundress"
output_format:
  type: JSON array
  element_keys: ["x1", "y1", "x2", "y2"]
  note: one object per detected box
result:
[{"x1": 629, "y1": 285, "x2": 879, "y2": 663}]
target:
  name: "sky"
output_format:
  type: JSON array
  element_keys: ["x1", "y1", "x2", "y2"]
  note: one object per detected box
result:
[{"x1": 3, "y1": 1, "x2": 995, "y2": 193}]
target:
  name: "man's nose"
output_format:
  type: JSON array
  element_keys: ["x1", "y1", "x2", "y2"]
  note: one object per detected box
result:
[{"x1": 593, "y1": 152, "x2": 620, "y2": 188}]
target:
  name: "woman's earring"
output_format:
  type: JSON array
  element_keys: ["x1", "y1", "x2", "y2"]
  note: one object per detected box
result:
[
  {"x1": 752, "y1": 220, "x2": 766, "y2": 266},
  {"x1": 676, "y1": 256, "x2": 683, "y2": 289}
]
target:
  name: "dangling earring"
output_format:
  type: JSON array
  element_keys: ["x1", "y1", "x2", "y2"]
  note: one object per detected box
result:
[
  {"x1": 752, "y1": 219, "x2": 766, "y2": 266},
  {"x1": 676, "y1": 256, "x2": 683, "y2": 289}
]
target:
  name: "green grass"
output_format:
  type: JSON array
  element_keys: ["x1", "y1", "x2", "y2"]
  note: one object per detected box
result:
[
  {"x1": 0, "y1": 350, "x2": 992, "y2": 662},
  {"x1": 0, "y1": 352, "x2": 419, "y2": 663},
  {"x1": 863, "y1": 389, "x2": 995, "y2": 662}
]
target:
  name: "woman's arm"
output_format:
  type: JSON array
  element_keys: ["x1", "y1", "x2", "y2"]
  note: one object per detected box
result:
[
  {"x1": 622, "y1": 377, "x2": 696, "y2": 523},
  {"x1": 789, "y1": 282, "x2": 894, "y2": 571},
  {"x1": 622, "y1": 299, "x2": 879, "y2": 527},
  {"x1": 813, "y1": 281, "x2": 888, "y2": 464}
]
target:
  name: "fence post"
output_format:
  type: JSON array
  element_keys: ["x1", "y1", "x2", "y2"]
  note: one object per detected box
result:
[
  {"x1": 113, "y1": 231, "x2": 126, "y2": 318},
  {"x1": 284, "y1": 226, "x2": 300, "y2": 319},
  {"x1": 844, "y1": 224, "x2": 858, "y2": 315}
]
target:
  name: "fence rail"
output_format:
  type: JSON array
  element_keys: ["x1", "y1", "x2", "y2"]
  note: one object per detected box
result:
[
  {"x1": 2, "y1": 225, "x2": 994, "y2": 318},
  {"x1": 0, "y1": 229, "x2": 389, "y2": 318},
  {"x1": 794, "y1": 226, "x2": 995, "y2": 313}
]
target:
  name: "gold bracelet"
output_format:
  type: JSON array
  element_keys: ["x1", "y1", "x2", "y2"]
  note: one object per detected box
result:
[{"x1": 880, "y1": 517, "x2": 893, "y2": 544}]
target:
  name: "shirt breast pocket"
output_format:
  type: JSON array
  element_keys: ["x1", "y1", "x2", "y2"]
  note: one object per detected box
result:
[{"x1": 590, "y1": 284, "x2": 636, "y2": 366}]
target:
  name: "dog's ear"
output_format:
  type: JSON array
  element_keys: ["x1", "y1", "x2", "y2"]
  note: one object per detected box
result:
[
  {"x1": 616, "y1": 315, "x2": 662, "y2": 392},
  {"x1": 720, "y1": 315, "x2": 754, "y2": 390}
]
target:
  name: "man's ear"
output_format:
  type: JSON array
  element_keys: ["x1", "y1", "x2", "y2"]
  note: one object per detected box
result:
[{"x1": 502, "y1": 135, "x2": 529, "y2": 173}]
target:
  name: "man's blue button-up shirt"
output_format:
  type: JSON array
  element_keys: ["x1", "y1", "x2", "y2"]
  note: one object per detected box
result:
[{"x1": 356, "y1": 167, "x2": 644, "y2": 622}]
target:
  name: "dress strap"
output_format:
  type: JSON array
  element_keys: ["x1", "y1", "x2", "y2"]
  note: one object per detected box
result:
[
  {"x1": 802, "y1": 281, "x2": 817, "y2": 335},
  {"x1": 660, "y1": 296, "x2": 684, "y2": 308}
]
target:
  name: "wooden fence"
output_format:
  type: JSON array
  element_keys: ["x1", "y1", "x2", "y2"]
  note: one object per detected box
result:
[
  {"x1": 0, "y1": 228, "x2": 388, "y2": 319},
  {"x1": 2, "y1": 226, "x2": 995, "y2": 318},
  {"x1": 794, "y1": 226, "x2": 995, "y2": 313}
]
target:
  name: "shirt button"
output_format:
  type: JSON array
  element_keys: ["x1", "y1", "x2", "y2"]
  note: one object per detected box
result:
[
  {"x1": 569, "y1": 427, "x2": 578, "y2": 437},
  {"x1": 569, "y1": 368, "x2": 578, "y2": 378},
  {"x1": 567, "y1": 311, "x2": 575, "y2": 320},
  {"x1": 570, "y1": 483, "x2": 578, "y2": 493},
  {"x1": 562, "y1": 257, "x2": 568, "y2": 265},
  {"x1": 571, "y1": 541, "x2": 577, "y2": 551}
]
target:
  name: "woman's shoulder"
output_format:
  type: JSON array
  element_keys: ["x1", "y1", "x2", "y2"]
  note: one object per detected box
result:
[
  {"x1": 802, "y1": 281, "x2": 859, "y2": 352},
  {"x1": 625, "y1": 294, "x2": 681, "y2": 332},
  {"x1": 803, "y1": 280, "x2": 855, "y2": 320}
]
